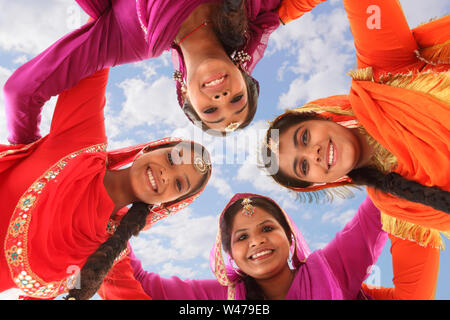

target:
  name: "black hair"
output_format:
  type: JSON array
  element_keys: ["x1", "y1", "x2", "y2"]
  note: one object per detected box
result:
[
  {"x1": 263, "y1": 111, "x2": 450, "y2": 213},
  {"x1": 181, "y1": 0, "x2": 259, "y2": 136},
  {"x1": 220, "y1": 196, "x2": 292, "y2": 300},
  {"x1": 64, "y1": 141, "x2": 212, "y2": 300}
]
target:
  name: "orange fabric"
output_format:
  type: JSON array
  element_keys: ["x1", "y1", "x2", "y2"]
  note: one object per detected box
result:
[
  {"x1": 362, "y1": 235, "x2": 440, "y2": 300},
  {"x1": 277, "y1": 0, "x2": 326, "y2": 24},
  {"x1": 412, "y1": 15, "x2": 450, "y2": 49},
  {"x1": 343, "y1": 0, "x2": 450, "y2": 232},
  {"x1": 345, "y1": 1, "x2": 449, "y2": 77},
  {"x1": 98, "y1": 254, "x2": 152, "y2": 300},
  {"x1": 350, "y1": 79, "x2": 450, "y2": 232}
]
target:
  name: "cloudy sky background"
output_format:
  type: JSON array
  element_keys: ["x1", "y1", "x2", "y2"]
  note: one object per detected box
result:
[{"x1": 0, "y1": 0, "x2": 449, "y2": 300}]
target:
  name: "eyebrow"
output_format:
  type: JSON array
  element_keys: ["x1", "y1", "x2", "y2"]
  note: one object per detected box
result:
[
  {"x1": 203, "y1": 103, "x2": 248, "y2": 124},
  {"x1": 233, "y1": 219, "x2": 274, "y2": 236}
]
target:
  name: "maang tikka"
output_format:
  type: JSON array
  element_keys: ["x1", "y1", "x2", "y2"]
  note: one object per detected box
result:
[{"x1": 241, "y1": 198, "x2": 255, "y2": 216}]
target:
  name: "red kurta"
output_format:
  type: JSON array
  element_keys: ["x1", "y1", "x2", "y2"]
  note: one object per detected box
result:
[{"x1": 0, "y1": 69, "x2": 114, "y2": 298}]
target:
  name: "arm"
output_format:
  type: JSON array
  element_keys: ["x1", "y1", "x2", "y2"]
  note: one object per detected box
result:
[
  {"x1": 129, "y1": 248, "x2": 227, "y2": 300},
  {"x1": 45, "y1": 68, "x2": 110, "y2": 151},
  {"x1": 342, "y1": 0, "x2": 419, "y2": 72},
  {"x1": 362, "y1": 234, "x2": 440, "y2": 300},
  {"x1": 98, "y1": 254, "x2": 152, "y2": 300},
  {"x1": 3, "y1": 6, "x2": 145, "y2": 145},
  {"x1": 278, "y1": 0, "x2": 327, "y2": 25},
  {"x1": 321, "y1": 196, "x2": 388, "y2": 299}
]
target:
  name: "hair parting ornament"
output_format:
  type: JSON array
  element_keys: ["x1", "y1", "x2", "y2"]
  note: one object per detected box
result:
[{"x1": 241, "y1": 198, "x2": 255, "y2": 216}]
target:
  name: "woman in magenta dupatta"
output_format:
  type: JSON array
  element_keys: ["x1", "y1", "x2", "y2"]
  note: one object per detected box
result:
[
  {"x1": 102, "y1": 193, "x2": 387, "y2": 300},
  {"x1": 3, "y1": 0, "x2": 286, "y2": 142}
]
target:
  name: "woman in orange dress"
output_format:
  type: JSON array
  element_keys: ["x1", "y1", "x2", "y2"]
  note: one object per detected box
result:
[{"x1": 263, "y1": 0, "x2": 448, "y2": 299}]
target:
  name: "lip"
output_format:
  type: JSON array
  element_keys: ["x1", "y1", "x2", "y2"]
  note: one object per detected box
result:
[
  {"x1": 146, "y1": 166, "x2": 159, "y2": 193},
  {"x1": 201, "y1": 73, "x2": 227, "y2": 90},
  {"x1": 326, "y1": 140, "x2": 337, "y2": 169},
  {"x1": 248, "y1": 248, "x2": 275, "y2": 261}
]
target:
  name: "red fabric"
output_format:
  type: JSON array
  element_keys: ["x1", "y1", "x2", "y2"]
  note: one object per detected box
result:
[
  {"x1": 0, "y1": 69, "x2": 111, "y2": 295},
  {"x1": 98, "y1": 253, "x2": 152, "y2": 300}
]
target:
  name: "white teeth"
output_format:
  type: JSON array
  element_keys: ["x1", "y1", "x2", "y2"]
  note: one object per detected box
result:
[
  {"x1": 204, "y1": 76, "x2": 225, "y2": 87},
  {"x1": 147, "y1": 168, "x2": 157, "y2": 191},
  {"x1": 251, "y1": 250, "x2": 272, "y2": 259},
  {"x1": 328, "y1": 142, "x2": 334, "y2": 166}
]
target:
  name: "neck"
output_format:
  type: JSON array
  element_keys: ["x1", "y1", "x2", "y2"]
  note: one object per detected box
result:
[
  {"x1": 352, "y1": 127, "x2": 376, "y2": 169},
  {"x1": 176, "y1": 3, "x2": 228, "y2": 74},
  {"x1": 255, "y1": 266, "x2": 296, "y2": 300},
  {"x1": 103, "y1": 168, "x2": 138, "y2": 214}
]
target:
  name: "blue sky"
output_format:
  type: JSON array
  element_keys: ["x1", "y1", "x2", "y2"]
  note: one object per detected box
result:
[{"x1": 0, "y1": 0, "x2": 448, "y2": 300}]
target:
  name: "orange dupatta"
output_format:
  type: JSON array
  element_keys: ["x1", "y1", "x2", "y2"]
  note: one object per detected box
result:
[{"x1": 349, "y1": 75, "x2": 450, "y2": 239}]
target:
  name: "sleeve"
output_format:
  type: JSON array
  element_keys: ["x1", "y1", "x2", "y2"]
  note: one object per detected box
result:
[
  {"x1": 321, "y1": 196, "x2": 388, "y2": 299},
  {"x1": 46, "y1": 68, "x2": 110, "y2": 149},
  {"x1": 362, "y1": 234, "x2": 440, "y2": 300},
  {"x1": 3, "y1": 7, "x2": 143, "y2": 145},
  {"x1": 129, "y1": 248, "x2": 227, "y2": 300},
  {"x1": 97, "y1": 254, "x2": 152, "y2": 300},
  {"x1": 278, "y1": 0, "x2": 327, "y2": 25},
  {"x1": 342, "y1": 0, "x2": 419, "y2": 72}
]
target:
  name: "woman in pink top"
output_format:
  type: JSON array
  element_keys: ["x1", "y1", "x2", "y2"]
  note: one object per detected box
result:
[
  {"x1": 100, "y1": 193, "x2": 389, "y2": 300},
  {"x1": 3, "y1": 0, "x2": 286, "y2": 141}
]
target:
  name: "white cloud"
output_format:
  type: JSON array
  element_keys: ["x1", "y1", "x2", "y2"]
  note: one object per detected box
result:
[
  {"x1": 0, "y1": 0, "x2": 87, "y2": 55},
  {"x1": 0, "y1": 288, "x2": 22, "y2": 300},
  {"x1": 131, "y1": 209, "x2": 218, "y2": 269},
  {"x1": 321, "y1": 208, "x2": 356, "y2": 227},
  {"x1": 117, "y1": 75, "x2": 189, "y2": 129}
]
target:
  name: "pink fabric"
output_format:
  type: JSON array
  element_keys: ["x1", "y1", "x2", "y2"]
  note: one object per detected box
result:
[
  {"x1": 129, "y1": 195, "x2": 386, "y2": 299},
  {"x1": 4, "y1": 0, "x2": 281, "y2": 145}
]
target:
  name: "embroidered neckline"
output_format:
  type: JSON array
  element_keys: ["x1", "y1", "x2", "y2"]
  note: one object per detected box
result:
[{"x1": 4, "y1": 144, "x2": 107, "y2": 299}]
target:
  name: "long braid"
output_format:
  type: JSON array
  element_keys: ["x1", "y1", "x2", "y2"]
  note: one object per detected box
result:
[
  {"x1": 64, "y1": 202, "x2": 149, "y2": 300},
  {"x1": 348, "y1": 167, "x2": 450, "y2": 214}
]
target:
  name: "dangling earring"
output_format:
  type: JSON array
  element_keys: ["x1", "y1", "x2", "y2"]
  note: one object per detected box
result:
[
  {"x1": 232, "y1": 50, "x2": 251, "y2": 68},
  {"x1": 228, "y1": 256, "x2": 244, "y2": 277},
  {"x1": 172, "y1": 70, "x2": 183, "y2": 83}
]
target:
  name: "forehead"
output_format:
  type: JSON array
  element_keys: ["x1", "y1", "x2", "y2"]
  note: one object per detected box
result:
[{"x1": 231, "y1": 206, "x2": 279, "y2": 231}]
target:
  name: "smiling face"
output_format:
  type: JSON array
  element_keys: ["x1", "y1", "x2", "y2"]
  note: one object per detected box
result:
[
  {"x1": 129, "y1": 144, "x2": 207, "y2": 205},
  {"x1": 230, "y1": 206, "x2": 291, "y2": 281},
  {"x1": 278, "y1": 119, "x2": 362, "y2": 184},
  {"x1": 184, "y1": 57, "x2": 249, "y2": 131}
]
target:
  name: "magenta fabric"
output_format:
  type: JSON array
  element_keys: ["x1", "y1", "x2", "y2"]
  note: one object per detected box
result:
[
  {"x1": 129, "y1": 195, "x2": 386, "y2": 300},
  {"x1": 4, "y1": 0, "x2": 281, "y2": 145}
]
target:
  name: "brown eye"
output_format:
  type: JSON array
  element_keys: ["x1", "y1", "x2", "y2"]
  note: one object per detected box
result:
[
  {"x1": 176, "y1": 179, "x2": 182, "y2": 192},
  {"x1": 203, "y1": 107, "x2": 218, "y2": 114},
  {"x1": 302, "y1": 129, "x2": 309, "y2": 145},
  {"x1": 231, "y1": 94, "x2": 243, "y2": 103},
  {"x1": 301, "y1": 159, "x2": 309, "y2": 176}
]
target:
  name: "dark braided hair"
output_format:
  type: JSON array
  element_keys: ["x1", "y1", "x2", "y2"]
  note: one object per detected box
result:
[
  {"x1": 64, "y1": 141, "x2": 212, "y2": 300},
  {"x1": 263, "y1": 111, "x2": 450, "y2": 213},
  {"x1": 220, "y1": 196, "x2": 292, "y2": 300},
  {"x1": 348, "y1": 167, "x2": 450, "y2": 214},
  {"x1": 64, "y1": 202, "x2": 149, "y2": 300},
  {"x1": 181, "y1": 0, "x2": 260, "y2": 135}
]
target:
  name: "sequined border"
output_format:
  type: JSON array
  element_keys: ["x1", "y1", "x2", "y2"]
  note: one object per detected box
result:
[{"x1": 4, "y1": 143, "x2": 107, "y2": 299}]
